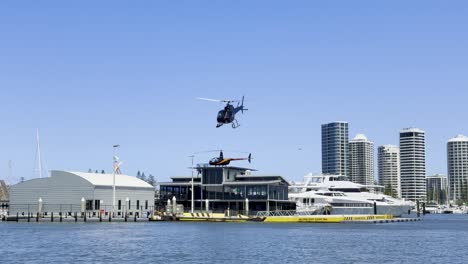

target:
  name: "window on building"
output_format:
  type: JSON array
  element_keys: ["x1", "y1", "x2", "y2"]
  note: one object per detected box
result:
[
  {"x1": 145, "y1": 200, "x2": 148, "y2": 210},
  {"x1": 128, "y1": 200, "x2": 131, "y2": 210},
  {"x1": 86, "y1": 200, "x2": 93, "y2": 211},
  {"x1": 136, "y1": 200, "x2": 140, "y2": 210},
  {"x1": 118, "y1": 200, "x2": 121, "y2": 210},
  {"x1": 94, "y1": 200, "x2": 100, "y2": 210}
]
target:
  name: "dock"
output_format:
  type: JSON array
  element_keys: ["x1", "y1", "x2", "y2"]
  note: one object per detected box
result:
[
  {"x1": 151, "y1": 211, "x2": 422, "y2": 224},
  {"x1": 1, "y1": 213, "x2": 150, "y2": 223}
]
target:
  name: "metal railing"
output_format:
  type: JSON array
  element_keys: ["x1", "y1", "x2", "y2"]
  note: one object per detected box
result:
[
  {"x1": 255, "y1": 209, "x2": 323, "y2": 218},
  {"x1": 6, "y1": 203, "x2": 154, "y2": 218}
]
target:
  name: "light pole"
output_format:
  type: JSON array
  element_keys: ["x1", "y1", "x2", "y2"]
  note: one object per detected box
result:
[
  {"x1": 189, "y1": 155, "x2": 195, "y2": 214},
  {"x1": 112, "y1": 144, "x2": 120, "y2": 215}
]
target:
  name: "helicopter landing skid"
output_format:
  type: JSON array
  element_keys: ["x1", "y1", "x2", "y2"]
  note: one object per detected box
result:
[{"x1": 232, "y1": 120, "x2": 240, "y2": 129}]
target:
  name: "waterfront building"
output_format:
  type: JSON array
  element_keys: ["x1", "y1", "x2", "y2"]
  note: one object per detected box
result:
[
  {"x1": 399, "y1": 128, "x2": 426, "y2": 202},
  {"x1": 378, "y1": 145, "x2": 401, "y2": 198},
  {"x1": 426, "y1": 174, "x2": 448, "y2": 204},
  {"x1": 158, "y1": 166, "x2": 294, "y2": 214},
  {"x1": 9, "y1": 171, "x2": 155, "y2": 215},
  {"x1": 0, "y1": 180, "x2": 9, "y2": 213},
  {"x1": 322, "y1": 121, "x2": 349, "y2": 176},
  {"x1": 348, "y1": 134, "x2": 374, "y2": 186},
  {"x1": 447, "y1": 135, "x2": 468, "y2": 202}
]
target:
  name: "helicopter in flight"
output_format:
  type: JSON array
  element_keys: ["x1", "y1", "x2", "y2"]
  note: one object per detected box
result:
[
  {"x1": 209, "y1": 151, "x2": 252, "y2": 166},
  {"x1": 197, "y1": 96, "x2": 248, "y2": 128}
]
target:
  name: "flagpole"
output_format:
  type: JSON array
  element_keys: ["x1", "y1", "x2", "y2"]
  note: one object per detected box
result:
[{"x1": 112, "y1": 145, "x2": 120, "y2": 215}]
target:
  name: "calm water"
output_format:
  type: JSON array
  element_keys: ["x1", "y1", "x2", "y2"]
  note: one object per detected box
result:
[{"x1": 1, "y1": 214, "x2": 467, "y2": 264}]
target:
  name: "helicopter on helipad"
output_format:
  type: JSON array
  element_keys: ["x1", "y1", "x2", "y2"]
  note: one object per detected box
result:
[{"x1": 197, "y1": 96, "x2": 248, "y2": 128}]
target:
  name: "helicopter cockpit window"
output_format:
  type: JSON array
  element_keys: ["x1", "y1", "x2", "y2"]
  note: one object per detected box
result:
[
  {"x1": 217, "y1": 110, "x2": 224, "y2": 118},
  {"x1": 210, "y1": 158, "x2": 220, "y2": 163}
]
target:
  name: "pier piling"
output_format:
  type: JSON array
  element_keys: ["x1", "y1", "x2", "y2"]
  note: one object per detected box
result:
[{"x1": 417, "y1": 200, "x2": 420, "y2": 217}]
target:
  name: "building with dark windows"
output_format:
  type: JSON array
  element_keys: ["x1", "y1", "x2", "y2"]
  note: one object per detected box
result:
[
  {"x1": 157, "y1": 166, "x2": 295, "y2": 214},
  {"x1": 400, "y1": 128, "x2": 426, "y2": 202},
  {"x1": 322, "y1": 121, "x2": 349, "y2": 176}
]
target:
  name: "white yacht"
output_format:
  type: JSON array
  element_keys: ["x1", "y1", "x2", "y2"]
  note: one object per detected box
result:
[{"x1": 289, "y1": 174, "x2": 414, "y2": 217}]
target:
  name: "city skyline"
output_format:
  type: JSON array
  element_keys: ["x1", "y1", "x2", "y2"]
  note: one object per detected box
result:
[{"x1": 1, "y1": 2, "x2": 468, "y2": 184}]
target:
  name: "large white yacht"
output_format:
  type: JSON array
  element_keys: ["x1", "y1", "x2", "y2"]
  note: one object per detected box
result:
[{"x1": 289, "y1": 174, "x2": 414, "y2": 217}]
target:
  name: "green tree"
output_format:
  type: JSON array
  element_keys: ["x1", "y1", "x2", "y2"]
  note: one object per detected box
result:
[
  {"x1": 147, "y1": 174, "x2": 156, "y2": 186},
  {"x1": 384, "y1": 184, "x2": 393, "y2": 196},
  {"x1": 136, "y1": 171, "x2": 141, "y2": 179},
  {"x1": 101, "y1": 170, "x2": 105, "y2": 174},
  {"x1": 141, "y1": 172, "x2": 147, "y2": 182},
  {"x1": 88, "y1": 168, "x2": 92, "y2": 173}
]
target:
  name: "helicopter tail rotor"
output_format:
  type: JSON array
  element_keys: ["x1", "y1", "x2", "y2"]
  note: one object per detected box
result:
[
  {"x1": 241, "y1": 96, "x2": 248, "y2": 113},
  {"x1": 248, "y1": 153, "x2": 252, "y2": 163}
]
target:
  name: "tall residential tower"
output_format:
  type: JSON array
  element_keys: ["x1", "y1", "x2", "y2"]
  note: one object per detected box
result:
[
  {"x1": 447, "y1": 135, "x2": 468, "y2": 202},
  {"x1": 400, "y1": 128, "x2": 426, "y2": 202},
  {"x1": 378, "y1": 145, "x2": 401, "y2": 198},
  {"x1": 322, "y1": 122, "x2": 349, "y2": 176},
  {"x1": 348, "y1": 134, "x2": 374, "y2": 185}
]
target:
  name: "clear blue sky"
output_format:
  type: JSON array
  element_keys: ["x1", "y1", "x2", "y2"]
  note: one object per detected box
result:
[{"x1": 1, "y1": 1, "x2": 467, "y2": 184}]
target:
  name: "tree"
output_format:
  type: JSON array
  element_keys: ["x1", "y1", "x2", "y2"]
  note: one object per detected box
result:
[
  {"x1": 384, "y1": 184, "x2": 392, "y2": 196},
  {"x1": 95, "y1": 170, "x2": 99, "y2": 173},
  {"x1": 147, "y1": 174, "x2": 156, "y2": 186},
  {"x1": 88, "y1": 168, "x2": 92, "y2": 173},
  {"x1": 101, "y1": 170, "x2": 105, "y2": 174},
  {"x1": 136, "y1": 171, "x2": 142, "y2": 179},
  {"x1": 141, "y1": 172, "x2": 147, "y2": 182}
]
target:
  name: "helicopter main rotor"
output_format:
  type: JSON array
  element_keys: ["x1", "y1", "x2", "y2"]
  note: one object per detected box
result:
[{"x1": 197, "y1": 97, "x2": 239, "y2": 104}]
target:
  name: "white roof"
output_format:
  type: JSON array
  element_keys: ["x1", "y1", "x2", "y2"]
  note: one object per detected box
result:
[
  {"x1": 350, "y1": 134, "x2": 373, "y2": 143},
  {"x1": 379, "y1": 144, "x2": 399, "y2": 149},
  {"x1": 400, "y1": 127, "x2": 425, "y2": 133},
  {"x1": 52, "y1": 171, "x2": 154, "y2": 189},
  {"x1": 426, "y1": 174, "x2": 447, "y2": 179},
  {"x1": 352, "y1": 134, "x2": 368, "y2": 141},
  {"x1": 448, "y1": 134, "x2": 468, "y2": 143}
]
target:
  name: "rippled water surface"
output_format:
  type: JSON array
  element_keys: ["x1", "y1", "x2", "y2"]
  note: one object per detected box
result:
[{"x1": 1, "y1": 214, "x2": 467, "y2": 264}]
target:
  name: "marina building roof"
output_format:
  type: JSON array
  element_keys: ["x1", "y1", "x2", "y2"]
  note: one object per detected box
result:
[{"x1": 51, "y1": 171, "x2": 154, "y2": 189}]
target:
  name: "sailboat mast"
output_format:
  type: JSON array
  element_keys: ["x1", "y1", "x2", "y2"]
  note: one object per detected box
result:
[{"x1": 37, "y1": 129, "x2": 43, "y2": 179}]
